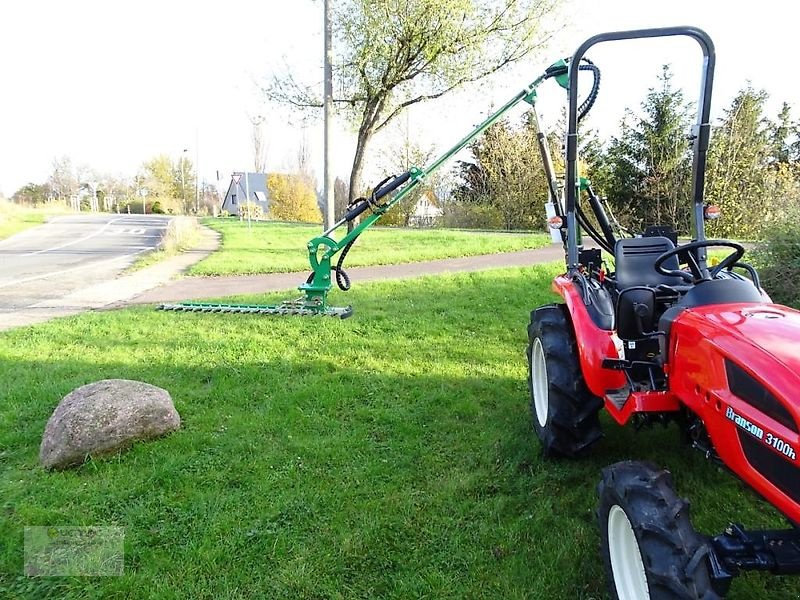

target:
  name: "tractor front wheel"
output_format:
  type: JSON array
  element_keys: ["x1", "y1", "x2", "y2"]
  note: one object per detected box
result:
[
  {"x1": 598, "y1": 461, "x2": 719, "y2": 600},
  {"x1": 527, "y1": 304, "x2": 602, "y2": 457}
]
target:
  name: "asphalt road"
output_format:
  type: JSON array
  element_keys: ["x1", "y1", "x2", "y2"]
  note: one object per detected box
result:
[{"x1": 0, "y1": 214, "x2": 172, "y2": 328}]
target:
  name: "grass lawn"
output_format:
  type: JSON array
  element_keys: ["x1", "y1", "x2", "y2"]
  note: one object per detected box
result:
[
  {"x1": 0, "y1": 204, "x2": 52, "y2": 241},
  {"x1": 190, "y1": 220, "x2": 550, "y2": 276},
  {"x1": 0, "y1": 265, "x2": 795, "y2": 599}
]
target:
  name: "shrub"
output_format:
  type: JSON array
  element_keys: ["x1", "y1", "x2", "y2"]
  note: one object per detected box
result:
[
  {"x1": 752, "y1": 214, "x2": 800, "y2": 308},
  {"x1": 267, "y1": 174, "x2": 322, "y2": 223},
  {"x1": 439, "y1": 201, "x2": 503, "y2": 230},
  {"x1": 150, "y1": 201, "x2": 165, "y2": 214},
  {"x1": 160, "y1": 217, "x2": 200, "y2": 253},
  {"x1": 239, "y1": 202, "x2": 264, "y2": 220}
]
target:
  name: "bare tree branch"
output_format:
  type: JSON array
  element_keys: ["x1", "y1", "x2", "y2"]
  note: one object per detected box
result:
[{"x1": 262, "y1": 0, "x2": 564, "y2": 201}]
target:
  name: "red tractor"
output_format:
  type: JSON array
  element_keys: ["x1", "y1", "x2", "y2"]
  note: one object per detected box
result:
[{"x1": 527, "y1": 27, "x2": 800, "y2": 598}]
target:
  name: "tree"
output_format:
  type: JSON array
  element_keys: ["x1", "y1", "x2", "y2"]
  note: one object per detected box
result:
[
  {"x1": 481, "y1": 117, "x2": 540, "y2": 229},
  {"x1": 266, "y1": 0, "x2": 561, "y2": 202},
  {"x1": 140, "y1": 156, "x2": 174, "y2": 200},
  {"x1": 199, "y1": 181, "x2": 222, "y2": 216},
  {"x1": 12, "y1": 182, "x2": 51, "y2": 206},
  {"x1": 291, "y1": 132, "x2": 324, "y2": 215},
  {"x1": 138, "y1": 155, "x2": 197, "y2": 214},
  {"x1": 333, "y1": 176, "x2": 349, "y2": 220},
  {"x1": 377, "y1": 126, "x2": 437, "y2": 226},
  {"x1": 175, "y1": 155, "x2": 197, "y2": 213},
  {"x1": 295, "y1": 133, "x2": 315, "y2": 184},
  {"x1": 96, "y1": 174, "x2": 128, "y2": 212},
  {"x1": 267, "y1": 174, "x2": 323, "y2": 223},
  {"x1": 769, "y1": 102, "x2": 799, "y2": 165},
  {"x1": 452, "y1": 113, "x2": 549, "y2": 229},
  {"x1": 704, "y1": 86, "x2": 773, "y2": 238},
  {"x1": 593, "y1": 66, "x2": 693, "y2": 233},
  {"x1": 47, "y1": 156, "x2": 79, "y2": 203}
]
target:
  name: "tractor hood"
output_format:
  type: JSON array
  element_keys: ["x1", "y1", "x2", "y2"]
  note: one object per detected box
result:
[{"x1": 688, "y1": 303, "x2": 800, "y2": 375}]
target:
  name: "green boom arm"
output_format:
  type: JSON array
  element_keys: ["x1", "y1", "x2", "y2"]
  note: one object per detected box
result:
[{"x1": 298, "y1": 60, "x2": 572, "y2": 315}]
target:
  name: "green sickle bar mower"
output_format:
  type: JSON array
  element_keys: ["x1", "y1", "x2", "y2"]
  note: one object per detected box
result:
[{"x1": 158, "y1": 57, "x2": 600, "y2": 318}]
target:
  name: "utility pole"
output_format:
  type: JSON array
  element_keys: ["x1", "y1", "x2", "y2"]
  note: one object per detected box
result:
[
  {"x1": 181, "y1": 148, "x2": 188, "y2": 213},
  {"x1": 323, "y1": 0, "x2": 334, "y2": 230},
  {"x1": 195, "y1": 130, "x2": 200, "y2": 214}
]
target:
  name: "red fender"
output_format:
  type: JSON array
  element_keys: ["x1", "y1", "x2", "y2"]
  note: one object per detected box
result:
[
  {"x1": 553, "y1": 276, "x2": 625, "y2": 397},
  {"x1": 668, "y1": 303, "x2": 800, "y2": 523}
]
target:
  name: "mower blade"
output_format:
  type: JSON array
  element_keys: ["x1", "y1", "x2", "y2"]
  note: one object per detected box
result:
[{"x1": 157, "y1": 302, "x2": 353, "y2": 319}]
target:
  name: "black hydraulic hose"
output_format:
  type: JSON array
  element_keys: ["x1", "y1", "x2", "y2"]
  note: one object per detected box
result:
[
  {"x1": 544, "y1": 63, "x2": 568, "y2": 78},
  {"x1": 586, "y1": 184, "x2": 616, "y2": 250},
  {"x1": 305, "y1": 236, "x2": 355, "y2": 291},
  {"x1": 576, "y1": 60, "x2": 600, "y2": 122},
  {"x1": 544, "y1": 59, "x2": 600, "y2": 123},
  {"x1": 577, "y1": 203, "x2": 614, "y2": 255},
  {"x1": 305, "y1": 259, "x2": 352, "y2": 291},
  {"x1": 344, "y1": 171, "x2": 412, "y2": 223},
  {"x1": 334, "y1": 237, "x2": 356, "y2": 290},
  {"x1": 576, "y1": 203, "x2": 601, "y2": 240},
  {"x1": 577, "y1": 214, "x2": 607, "y2": 254}
]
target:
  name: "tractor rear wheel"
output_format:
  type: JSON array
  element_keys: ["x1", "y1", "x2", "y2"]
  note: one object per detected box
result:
[
  {"x1": 526, "y1": 304, "x2": 602, "y2": 457},
  {"x1": 598, "y1": 461, "x2": 718, "y2": 600}
]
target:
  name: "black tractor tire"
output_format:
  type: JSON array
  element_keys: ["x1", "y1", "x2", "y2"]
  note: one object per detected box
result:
[
  {"x1": 598, "y1": 461, "x2": 719, "y2": 600},
  {"x1": 526, "y1": 304, "x2": 603, "y2": 457}
]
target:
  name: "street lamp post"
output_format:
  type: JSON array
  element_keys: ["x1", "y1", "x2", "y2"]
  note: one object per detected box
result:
[{"x1": 195, "y1": 131, "x2": 200, "y2": 214}]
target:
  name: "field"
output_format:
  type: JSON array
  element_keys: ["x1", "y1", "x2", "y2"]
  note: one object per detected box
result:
[
  {"x1": 0, "y1": 266, "x2": 795, "y2": 599},
  {"x1": 0, "y1": 203, "x2": 59, "y2": 240},
  {"x1": 190, "y1": 220, "x2": 550, "y2": 276}
]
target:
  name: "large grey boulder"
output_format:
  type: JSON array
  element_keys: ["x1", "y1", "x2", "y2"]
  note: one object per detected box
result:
[{"x1": 40, "y1": 379, "x2": 180, "y2": 470}]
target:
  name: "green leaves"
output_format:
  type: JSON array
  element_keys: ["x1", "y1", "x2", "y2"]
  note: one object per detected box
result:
[
  {"x1": 452, "y1": 114, "x2": 549, "y2": 230},
  {"x1": 705, "y1": 86, "x2": 793, "y2": 239},
  {"x1": 593, "y1": 65, "x2": 694, "y2": 233},
  {"x1": 138, "y1": 154, "x2": 197, "y2": 214}
]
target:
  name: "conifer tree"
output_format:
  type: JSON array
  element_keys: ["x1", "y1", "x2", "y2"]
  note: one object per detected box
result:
[
  {"x1": 593, "y1": 65, "x2": 693, "y2": 233},
  {"x1": 705, "y1": 86, "x2": 772, "y2": 238}
]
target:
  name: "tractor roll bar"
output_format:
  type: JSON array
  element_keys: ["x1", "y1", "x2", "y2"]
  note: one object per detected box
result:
[{"x1": 564, "y1": 26, "x2": 716, "y2": 271}]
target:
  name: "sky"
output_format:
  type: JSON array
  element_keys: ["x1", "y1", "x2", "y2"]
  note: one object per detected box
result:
[{"x1": 0, "y1": 0, "x2": 797, "y2": 198}]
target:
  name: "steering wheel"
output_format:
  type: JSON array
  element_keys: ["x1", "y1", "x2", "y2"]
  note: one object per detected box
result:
[{"x1": 654, "y1": 239, "x2": 746, "y2": 284}]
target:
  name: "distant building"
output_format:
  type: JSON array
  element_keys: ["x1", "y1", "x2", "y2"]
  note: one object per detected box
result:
[
  {"x1": 409, "y1": 191, "x2": 443, "y2": 227},
  {"x1": 220, "y1": 172, "x2": 268, "y2": 216}
]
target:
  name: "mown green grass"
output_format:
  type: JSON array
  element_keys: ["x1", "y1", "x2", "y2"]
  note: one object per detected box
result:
[
  {"x1": 0, "y1": 202, "x2": 77, "y2": 241},
  {"x1": 0, "y1": 205, "x2": 48, "y2": 240},
  {"x1": 0, "y1": 266, "x2": 796, "y2": 599},
  {"x1": 190, "y1": 220, "x2": 550, "y2": 276}
]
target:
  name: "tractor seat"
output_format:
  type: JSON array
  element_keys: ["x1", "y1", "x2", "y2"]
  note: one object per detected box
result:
[{"x1": 614, "y1": 236, "x2": 685, "y2": 289}]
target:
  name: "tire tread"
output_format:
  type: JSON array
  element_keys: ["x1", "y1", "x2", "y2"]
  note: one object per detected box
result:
[
  {"x1": 527, "y1": 304, "x2": 603, "y2": 457},
  {"x1": 597, "y1": 461, "x2": 720, "y2": 600}
]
